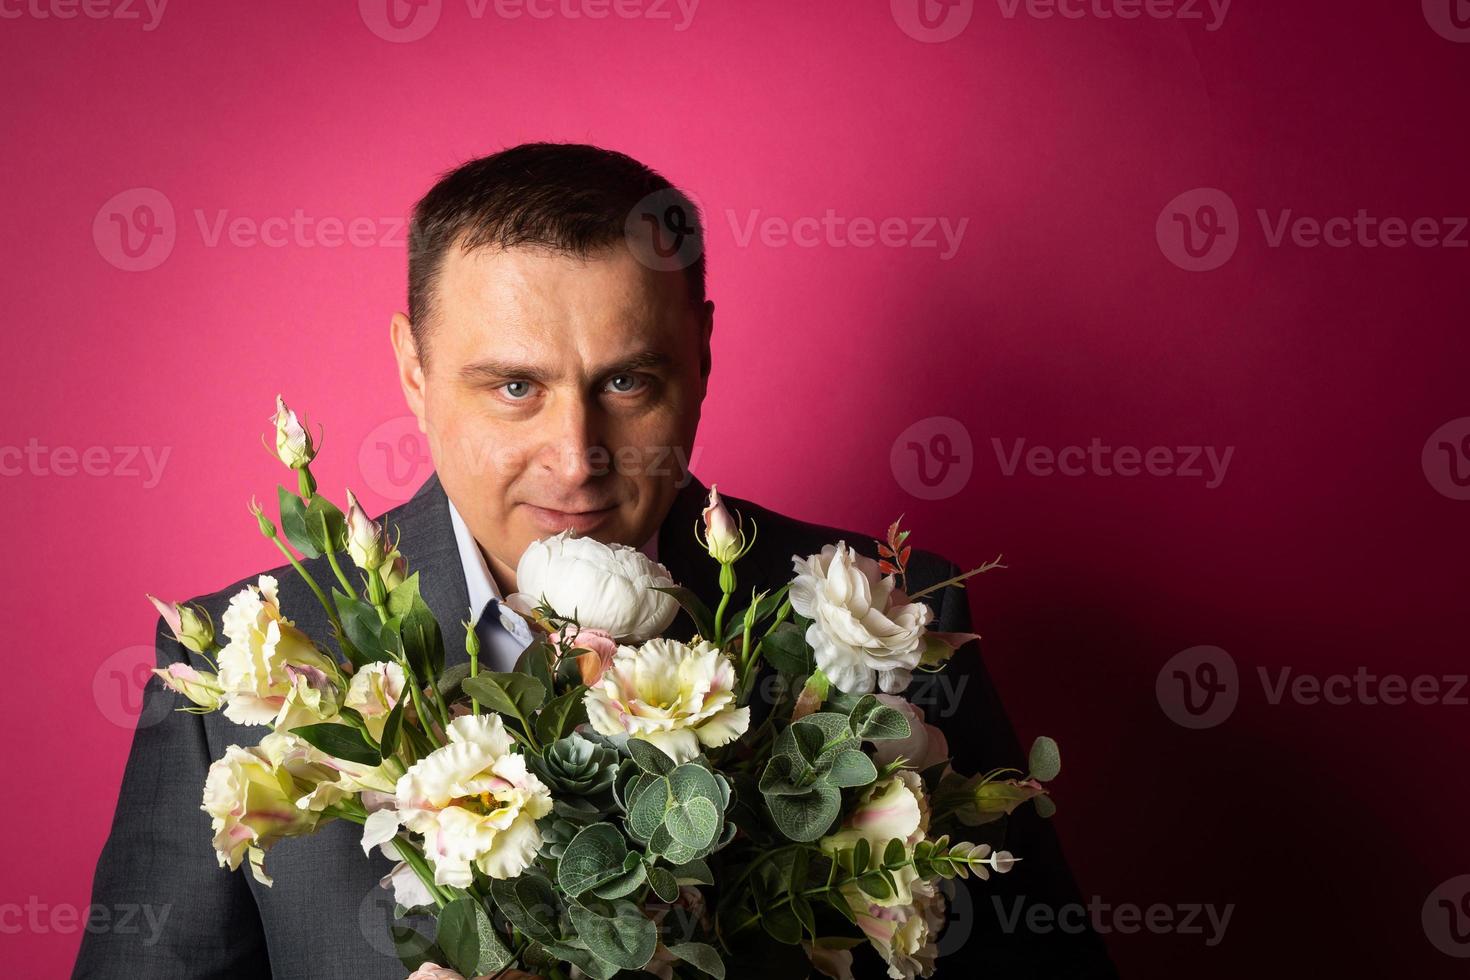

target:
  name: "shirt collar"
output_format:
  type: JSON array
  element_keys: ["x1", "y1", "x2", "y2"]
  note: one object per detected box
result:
[{"x1": 446, "y1": 496, "x2": 661, "y2": 619}]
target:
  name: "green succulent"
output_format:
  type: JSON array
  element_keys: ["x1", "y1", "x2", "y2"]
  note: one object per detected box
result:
[{"x1": 531, "y1": 733, "x2": 619, "y2": 797}]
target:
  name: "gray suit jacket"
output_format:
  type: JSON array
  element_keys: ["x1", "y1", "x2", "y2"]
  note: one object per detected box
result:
[{"x1": 74, "y1": 472, "x2": 1114, "y2": 979}]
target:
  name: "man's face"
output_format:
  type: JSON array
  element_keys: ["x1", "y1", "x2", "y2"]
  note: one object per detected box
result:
[{"x1": 392, "y1": 241, "x2": 712, "y2": 592}]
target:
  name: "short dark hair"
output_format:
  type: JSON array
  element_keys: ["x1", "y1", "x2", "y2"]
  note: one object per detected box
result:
[{"x1": 406, "y1": 142, "x2": 706, "y2": 369}]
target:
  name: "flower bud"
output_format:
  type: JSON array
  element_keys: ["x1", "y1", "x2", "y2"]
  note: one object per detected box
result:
[
  {"x1": 151, "y1": 661, "x2": 226, "y2": 710},
  {"x1": 272, "y1": 394, "x2": 315, "y2": 469},
  {"x1": 700, "y1": 484, "x2": 746, "y2": 564},
  {"x1": 345, "y1": 489, "x2": 386, "y2": 572},
  {"x1": 248, "y1": 496, "x2": 277, "y2": 539},
  {"x1": 147, "y1": 594, "x2": 215, "y2": 653}
]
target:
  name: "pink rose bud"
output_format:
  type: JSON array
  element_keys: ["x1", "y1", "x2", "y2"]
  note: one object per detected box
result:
[{"x1": 551, "y1": 625, "x2": 619, "y2": 686}]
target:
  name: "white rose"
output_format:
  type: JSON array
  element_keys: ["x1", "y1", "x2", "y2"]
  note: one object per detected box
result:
[
  {"x1": 584, "y1": 638, "x2": 750, "y2": 764},
  {"x1": 392, "y1": 714, "x2": 553, "y2": 886},
  {"x1": 508, "y1": 530, "x2": 678, "y2": 642},
  {"x1": 215, "y1": 575, "x2": 342, "y2": 728},
  {"x1": 789, "y1": 543, "x2": 933, "y2": 695}
]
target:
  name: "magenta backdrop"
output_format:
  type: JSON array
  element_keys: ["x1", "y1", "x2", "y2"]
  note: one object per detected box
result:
[{"x1": 4, "y1": 1, "x2": 1468, "y2": 975}]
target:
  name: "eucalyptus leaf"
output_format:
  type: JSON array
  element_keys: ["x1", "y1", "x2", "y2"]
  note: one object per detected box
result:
[{"x1": 1028, "y1": 735, "x2": 1061, "y2": 782}]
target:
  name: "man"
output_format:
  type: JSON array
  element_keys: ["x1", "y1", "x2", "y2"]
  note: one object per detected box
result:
[{"x1": 75, "y1": 144, "x2": 1115, "y2": 978}]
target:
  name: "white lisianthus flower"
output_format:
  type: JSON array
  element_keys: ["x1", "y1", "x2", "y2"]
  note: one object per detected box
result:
[
  {"x1": 271, "y1": 394, "x2": 314, "y2": 468},
  {"x1": 393, "y1": 714, "x2": 553, "y2": 886},
  {"x1": 789, "y1": 543, "x2": 934, "y2": 695},
  {"x1": 202, "y1": 735, "x2": 332, "y2": 885},
  {"x1": 508, "y1": 530, "x2": 678, "y2": 642},
  {"x1": 822, "y1": 771, "x2": 931, "y2": 908},
  {"x1": 215, "y1": 575, "x2": 342, "y2": 728},
  {"x1": 343, "y1": 661, "x2": 406, "y2": 742},
  {"x1": 584, "y1": 638, "x2": 750, "y2": 764},
  {"x1": 854, "y1": 877, "x2": 947, "y2": 980}
]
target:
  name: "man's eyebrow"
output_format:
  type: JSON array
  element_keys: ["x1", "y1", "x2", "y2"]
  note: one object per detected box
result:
[{"x1": 458, "y1": 348, "x2": 672, "y2": 387}]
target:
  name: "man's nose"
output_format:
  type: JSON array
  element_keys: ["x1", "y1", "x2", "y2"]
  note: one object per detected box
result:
[{"x1": 538, "y1": 394, "x2": 604, "y2": 482}]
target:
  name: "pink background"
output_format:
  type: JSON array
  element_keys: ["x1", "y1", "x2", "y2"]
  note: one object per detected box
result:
[{"x1": 4, "y1": 0, "x2": 1468, "y2": 975}]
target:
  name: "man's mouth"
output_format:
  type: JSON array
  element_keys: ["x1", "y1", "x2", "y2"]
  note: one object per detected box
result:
[{"x1": 523, "y1": 503, "x2": 619, "y2": 534}]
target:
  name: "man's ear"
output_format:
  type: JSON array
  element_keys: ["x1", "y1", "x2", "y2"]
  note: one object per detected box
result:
[
  {"x1": 698, "y1": 299, "x2": 715, "y2": 391},
  {"x1": 390, "y1": 312, "x2": 428, "y2": 433}
]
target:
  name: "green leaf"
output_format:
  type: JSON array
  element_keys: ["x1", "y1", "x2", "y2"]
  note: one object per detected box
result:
[
  {"x1": 558, "y1": 824, "x2": 629, "y2": 897},
  {"x1": 378, "y1": 695, "x2": 407, "y2": 756},
  {"x1": 857, "y1": 872, "x2": 892, "y2": 901},
  {"x1": 670, "y1": 858, "x2": 714, "y2": 885},
  {"x1": 628, "y1": 738, "x2": 676, "y2": 775},
  {"x1": 1028, "y1": 735, "x2": 1061, "y2": 782},
  {"x1": 851, "y1": 837, "x2": 870, "y2": 874},
  {"x1": 1035, "y1": 794, "x2": 1058, "y2": 819},
  {"x1": 883, "y1": 837, "x2": 906, "y2": 867},
  {"x1": 337, "y1": 590, "x2": 394, "y2": 663},
  {"x1": 789, "y1": 720, "x2": 827, "y2": 767},
  {"x1": 647, "y1": 865, "x2": 680, "y2": 902},
  {"x1": 670, "y1": 941, "x2": 727, "y2": 979},
  {"x1": 761, "y1": 901, "x2": 803, "y2": 945},
  {"x1": 490, "y1": 873, "x2": 560, "y2": 943},
  {"x1": 277, "y1": 486, "x2": 319, "y2": 558},
  {"x1": 765, "y1": 785, "x2": 841, "y2": 842},
  {"x1": 303, "y1": 494, "x2": 347, "y2": 555},
  {"x1": 515, "y1": 639, "x2": 556, "y2": 693},
  {"x1": 463, "y1": 672, "x2": 546, "y2": 725},
  {"x1": 761, "y1": 622, "x2": 813, "y2": 675},
  {"x1": 850, "y1": 695, "x2": 911, "y2": 741},
  {"x1": 390, "y1": 924, "x2": 442, "y2": 973},
  {"x1": 665, "y1": 796, "x2": 720, "y2": 850},
  {"x1": 536, "y1": 686, "x2": 589, "y2": 744},
  {"x1": 568, "y1": 900, "x2": 658, "y2": 970},
  {"x1": 651, "y1": 585, "x2": 716, "y2": 640},
  {"x1": 396, "y1": 591, "x2": 444, "y2": 680},
  {"x1": 437, "y1": 896, "x2": 512, "y2": 977},
  {"x1": 827, "y1": 750, "x2": 878, "y2": 788},
  {"x1": 590, "y1": 861, "x2": 647, "y2": 900},
  {"x1": 289, "y1": 722, "x2": 380, "y2": 766}
]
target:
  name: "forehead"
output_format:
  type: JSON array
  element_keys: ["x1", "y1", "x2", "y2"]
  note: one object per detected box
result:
[{"x1": 432, "y1": 242, "x2": 691, "y2": 359}]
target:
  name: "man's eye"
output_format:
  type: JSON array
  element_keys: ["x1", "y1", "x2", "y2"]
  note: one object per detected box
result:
[
  {"x1": 499, "y1": 381, "x2": 535, "y2": 400},
  {"x1": 605, "y1": 373, "x2": 646, "y2": 394}
]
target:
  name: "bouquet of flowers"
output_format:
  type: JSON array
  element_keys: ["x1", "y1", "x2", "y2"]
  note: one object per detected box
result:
[{"x1": 148, "y1": 398, "x2": 1062, "y2": 980}]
